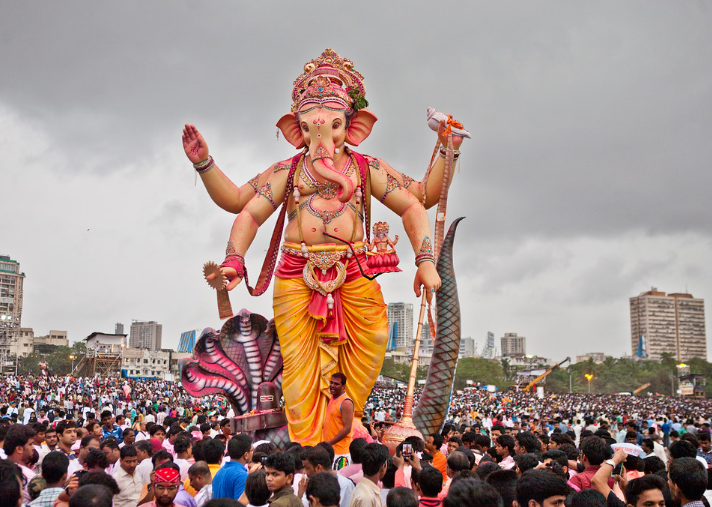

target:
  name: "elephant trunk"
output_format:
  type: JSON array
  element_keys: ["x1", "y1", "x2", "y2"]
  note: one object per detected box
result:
[
  {"x1": 413, "y1": 217, "x2": 464, "y2": 436},
  {"x1": 310, "y1": 140, "x2": 354, "y2": 203}
]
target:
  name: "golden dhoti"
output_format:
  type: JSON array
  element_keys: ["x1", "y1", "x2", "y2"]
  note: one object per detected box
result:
[{"x1": 273, "y1": 242, "x2": 388, "y2": 445}]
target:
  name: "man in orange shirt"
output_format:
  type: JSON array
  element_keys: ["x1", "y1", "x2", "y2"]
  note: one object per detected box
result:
[
  {"x1": 322, "y1": 373, "x2": 354, "y2": 469},
  {"x1": 425, "y1": 434, "x2": 447, "y2": 482}
]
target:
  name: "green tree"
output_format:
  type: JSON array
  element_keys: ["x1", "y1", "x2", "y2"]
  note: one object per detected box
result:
[
  {"x1": 454, "y1": 358, "x2": 505, "y2": 390},
  {"x1": 379, "y1": 358, "x2": 427, "y2": 383}
]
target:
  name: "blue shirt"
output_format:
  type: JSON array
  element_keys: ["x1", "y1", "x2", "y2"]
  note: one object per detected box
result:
[
  {"x1": 102, "y1": 425, "x2": 123, "y2": 443},
  {"x1": 212, "y1": 461, "x2": 248, "y2": 500}
]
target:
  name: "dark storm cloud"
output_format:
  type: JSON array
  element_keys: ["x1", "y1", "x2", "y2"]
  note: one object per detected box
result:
[{"x1": 2, "y1": 1, "x2": 711, "y2": 358}]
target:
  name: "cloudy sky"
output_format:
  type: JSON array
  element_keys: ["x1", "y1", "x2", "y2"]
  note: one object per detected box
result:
[{"x1": 2, "y1": 1, "x2": 711, "y2": 362}]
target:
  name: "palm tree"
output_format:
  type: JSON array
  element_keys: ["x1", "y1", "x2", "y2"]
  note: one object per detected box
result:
[{"x1": 500, "y1": 358, "x2": 512, "y2": 382}]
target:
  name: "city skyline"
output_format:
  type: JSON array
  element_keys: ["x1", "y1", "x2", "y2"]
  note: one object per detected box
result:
[{"x1": 2, "y1": 3, "x2": 711, "y2": 362}]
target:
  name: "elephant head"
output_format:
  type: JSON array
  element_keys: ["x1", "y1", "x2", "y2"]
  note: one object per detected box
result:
[
  {"x1": 277, "y1": 102, "x2": 377, "y2": 203},
  {"x1": 278, "y1": 49, "x2": 377, "y2": 204}
]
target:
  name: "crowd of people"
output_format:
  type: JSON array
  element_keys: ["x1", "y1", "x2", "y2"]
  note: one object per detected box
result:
[{"x1": 2, "y1": 372, "x2": 712, "y2": 507}]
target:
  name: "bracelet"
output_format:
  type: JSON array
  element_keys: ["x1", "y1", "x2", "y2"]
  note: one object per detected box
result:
[
  {"x1": 415, "y1": 236, "x2": 435, "y2": 267},
  {"x1": 438, "y1": 146, "x2": 461, "y2": 159},
  {"x1": 220, "y1": 254, "x2": 245, "y2": 277},
  {"x1": 415, "y1": 255, "x2": 435, "y2": 267},
  {"x1": 193, "y1": 156, "x2": 215, "y2": 174}
]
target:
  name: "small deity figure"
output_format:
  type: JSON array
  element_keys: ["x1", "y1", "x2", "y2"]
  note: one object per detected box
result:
[{"x1": 366, "y1": 221, "x2": 401, "y2": 274}]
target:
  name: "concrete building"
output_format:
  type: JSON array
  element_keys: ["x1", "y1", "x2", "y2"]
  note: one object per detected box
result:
[
  {"x1": 122, "y1": 348, "x2": 172, "y2": 379},
  {"x1": 420, "y1": 325, "x2": 433, "y2": 355},
  {"x1": 16, "y1": 329, "x2": 69, "y2": 356},
  {"x1": 630, "y1": 288, "x2": 707, "y2": 361},
  {"x1": 501, "y1": 332, "x2": 526, "y2": 357},
  {"x1": 0, "y1": 255, "x2": 24, "y2": 366},
  {"x1": 17, "y1": 328, "x2": 34, "y2": 357},
  {"x1": 576, "y1": 352, "x2": 610, "y2": 364},
  {"x1": 387, "y1": 303, "x2": 413, "y2": 349},
  {"x1": 129, "y1": 320, "x2": 163, "y2": 350},
  {"x1": 460, "y1": 337, "x2": 476, "y2": 358},
  {"x1": 170, "y1": 352, "x2": 192, "y2": 377},
  {"x1": 507, "y1": 355, "x2": 553, "y2": 367},
  {"x1": 34, "y1": 330, "x2": 69, "y2": 353}
]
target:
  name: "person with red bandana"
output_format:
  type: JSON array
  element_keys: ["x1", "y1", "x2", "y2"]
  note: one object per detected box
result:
[{"x1": 146, "y1": 465, "x2": 187, "y2": 507}]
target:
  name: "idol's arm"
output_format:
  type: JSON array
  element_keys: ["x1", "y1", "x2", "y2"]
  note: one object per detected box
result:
[
  {"x1": 182, "y1": 123, "x2": 287, "y2": 214},
  {"x1": 396, "y1": 120, "x2": 465, "y2": 209},
  {"x1": 215, "y1": 171, "x2": 289, "y2": 290},
  {"x1": 371, "y1": 161, "x2": 441, "y2": 302}
]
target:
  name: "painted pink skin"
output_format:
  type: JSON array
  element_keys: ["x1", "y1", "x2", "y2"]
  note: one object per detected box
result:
[
  {"x1": 299, "y1": 104, "x2": 354, "y2": 203},
  {"x1": 276, "y1": 104, "x2": 376, "y2": 205}
]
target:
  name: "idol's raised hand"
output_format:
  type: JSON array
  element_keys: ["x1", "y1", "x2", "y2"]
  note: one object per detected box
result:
[
  {"x1": 182, "y1": 124, "x2": 210, "y2": 164},
  {"x1": 437, "y1": 119, "x2": 466, "y2": 150}
]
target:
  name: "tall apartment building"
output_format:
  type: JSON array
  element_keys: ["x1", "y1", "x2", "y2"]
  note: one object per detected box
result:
[
  {"x1": 0, "y1": 256, "x2": 24, "y2": 363},
  {"x1": 460, "y1": 336, "x2": 476, "y2": 358},
  {"x1": 630, "y1": 289, "x2": 706, "y2": 361},
  {"x1": 387, "y1": 302, "x2": 413, "y2": 349},
  {"x1": 501, "y1": 332, "x2": 526, "y2": 357},
  {"x1": 420, "y1": 324, "x2": 433, "y2": 354},
  {"x1": 129, "y1": 320, "x2": 163, "y2": 350}
]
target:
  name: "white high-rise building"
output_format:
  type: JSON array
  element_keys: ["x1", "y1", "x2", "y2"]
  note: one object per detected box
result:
[
  {"x1": 501, "y1": 332, "x2": 526, "y2": 357},
  {"x1": 630, "y1": 289, "x2": 706, "y2": 361},
  {"x1": 460, "y1": 337, "x2": 476, "y2": 358},
  {"x1": 129, "y1": 320, "x2": 163, "y2": 351},
  {"x1": 387, "y1": 303, "x2": 413, "y2": 349}
]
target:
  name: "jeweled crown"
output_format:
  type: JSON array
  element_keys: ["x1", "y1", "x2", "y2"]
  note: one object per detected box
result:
[
  {"x1": 291, "y1": 48, "x2": 366, "y2": 112},
  {"x1": 373, "y1": 221, "x2": 389, "y2": 233}
]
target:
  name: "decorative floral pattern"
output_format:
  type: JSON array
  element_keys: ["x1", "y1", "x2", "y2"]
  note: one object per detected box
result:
[
  {"x1": 400, "y1": 172, "x2": 414, "y2": 188},
  {"x1": 248, "y1": 175, "x2": 260, "y2": 193},
  {"x1": 258, "y1": 183, "x2": 278, "y2": 210},
  {"x1": 380, "y1": 173, "x2": 402, "y2": 203},
  {"x1": 316, "y1": 182, "x2": 339, "y2": 199}
]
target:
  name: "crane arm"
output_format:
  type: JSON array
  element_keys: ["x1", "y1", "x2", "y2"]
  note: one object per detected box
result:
[{"x1": 523, "y1": 357, "x2": 571, "y2": 392}]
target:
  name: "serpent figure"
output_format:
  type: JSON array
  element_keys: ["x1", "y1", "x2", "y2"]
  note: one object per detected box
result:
[{"x1": 413, "y1": 217, "x2": 463, "y2": 436}]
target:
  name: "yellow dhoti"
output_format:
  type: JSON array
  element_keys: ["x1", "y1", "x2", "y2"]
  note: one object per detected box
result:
[{"x1": 273, "y1": 243, "x2": 388, "y2": 445}]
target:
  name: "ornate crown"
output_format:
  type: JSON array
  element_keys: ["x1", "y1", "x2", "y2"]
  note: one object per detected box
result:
[
  {"x1": 291, "y1": 49, "x2": 367, "y2": 113},
  {"x1": 373, "y1": 221, "x2": 389, "y2": 233}
]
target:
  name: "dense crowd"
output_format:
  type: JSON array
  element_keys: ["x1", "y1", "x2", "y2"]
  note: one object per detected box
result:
[{"x1": 2, "y1": 373, "x2": 712, "y2": 507}]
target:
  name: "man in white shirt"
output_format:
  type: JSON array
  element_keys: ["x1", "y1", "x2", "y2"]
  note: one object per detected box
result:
[
  {"x1": 112, "y1": 445, "x2": 142, "y2": 507},
  {"x1": 300, "y1": 446, "x2": 354, "y2": 507},
  {"x1": 23, "y1": 407, "x2": 35, "y2": 425},
  {"x1": 173, "y1": 435, "x2": 194, "y2": 481},
  {"x1": 348, "y1": 443, "x2": 386, "y2": 507},
  {"x1": 134, "y1": 440, "x2": 154, "y2": 486},
  {"x1": 189, "y1": 461, "x2": 213, "y2": 507}
]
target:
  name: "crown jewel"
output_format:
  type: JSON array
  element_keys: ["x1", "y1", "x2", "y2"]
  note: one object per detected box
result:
[{"x1": 291, "y1": 49, "x2": 367, "y2": 113}]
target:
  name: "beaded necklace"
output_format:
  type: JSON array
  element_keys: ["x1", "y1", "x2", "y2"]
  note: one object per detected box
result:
[
  {"x1": 301, "y1": 156, "x2": 355, "y2": 189},
  {"x1": 288, "y1": 197, "x2": 363, "y2": 223},
  {"x1": 294, "y1": 152, "x2": 362, "y2": 244}
]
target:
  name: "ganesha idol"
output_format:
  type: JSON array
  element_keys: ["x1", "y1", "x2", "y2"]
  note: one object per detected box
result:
[{"x1": 182, "y1": 48, "x2": 465, "y2": 445}]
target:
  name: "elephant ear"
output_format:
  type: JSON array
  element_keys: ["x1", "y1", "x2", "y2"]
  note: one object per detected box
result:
[
  {"x1": 346, "y1": 109, "x2": 378, "y2": 146},
  {"x1": 276, "y1": 112, "x2": 306, "y2": 149}
]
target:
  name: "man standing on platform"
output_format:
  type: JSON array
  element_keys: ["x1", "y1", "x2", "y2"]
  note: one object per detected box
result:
[{"x1": 323, "y1": 373, "x2": 354, "y2": 468}]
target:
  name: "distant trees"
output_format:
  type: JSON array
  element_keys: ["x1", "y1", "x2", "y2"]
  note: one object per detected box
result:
[{"x1": 384, "y1": 353, "x2": 712, "y2": 397}]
